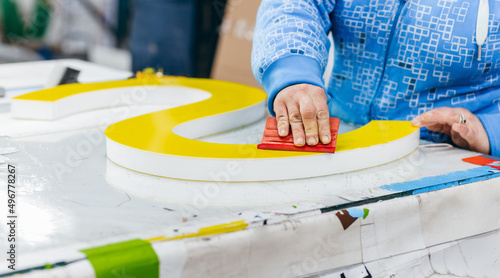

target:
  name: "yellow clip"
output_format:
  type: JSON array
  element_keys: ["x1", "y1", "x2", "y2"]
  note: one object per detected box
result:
[{"x1": 136, "y1": 67, "x2": 164, "y2": 79}]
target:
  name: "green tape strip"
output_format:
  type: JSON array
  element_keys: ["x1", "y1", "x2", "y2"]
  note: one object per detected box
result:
[{"x1": 81, "y1": 239, "x2": 159, "y2": 278}]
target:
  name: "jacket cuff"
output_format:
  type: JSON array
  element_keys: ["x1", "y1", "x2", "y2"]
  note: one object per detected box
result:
[
  {"x1": 261, "y1": 56, "x2": 328, "y2": 116},
  {"x1": 477, "y1": 113, "x2": 500, "y2": 157}
]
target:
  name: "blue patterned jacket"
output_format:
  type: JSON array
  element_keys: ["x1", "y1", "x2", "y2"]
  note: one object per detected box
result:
[{"x1": 252, "y1": 0, "x2": 500, "y2": 156}]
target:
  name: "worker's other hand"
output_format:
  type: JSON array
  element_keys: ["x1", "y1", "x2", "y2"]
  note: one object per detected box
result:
[
  {"x1": 411, "y1": 107, "x2": 490, "y2": 154},
  {"x1": 274, "y1": 84, "x2": 330, "y2": 147}
]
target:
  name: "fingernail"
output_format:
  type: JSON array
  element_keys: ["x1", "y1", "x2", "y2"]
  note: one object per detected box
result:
[
  {"x1": 279, "y1": 129, "x2": 285, "y2": 136},
  {"x1": 307, "y1": 137, "x2": 317, "y2": 146},
  {"x1": 411, "y1": 118, "x2": 421, "y2": 126},
  {"x1": 322, "y1": 135, "x2": 330, "y2": 144},
  {"x1": 296, "y1": 138, "x2": 304, "y2": 146}
]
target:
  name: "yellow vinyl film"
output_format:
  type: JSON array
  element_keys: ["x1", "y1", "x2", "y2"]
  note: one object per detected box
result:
[{"x1": 13, "y1": 76, "x2": 418, "y2": 159}]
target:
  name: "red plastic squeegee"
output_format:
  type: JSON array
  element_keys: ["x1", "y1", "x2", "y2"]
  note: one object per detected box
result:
[{"x1": 257, "y1": 117, "x2": 340, "y2": 153}]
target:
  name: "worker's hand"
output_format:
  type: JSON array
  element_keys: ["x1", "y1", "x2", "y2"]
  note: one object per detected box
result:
[
  {"x1": 274, "y1": 84, "x2": 330, "y2": 147},
  {"x1": 411, "y1": 107, "x2": 490, "y2": 154}
]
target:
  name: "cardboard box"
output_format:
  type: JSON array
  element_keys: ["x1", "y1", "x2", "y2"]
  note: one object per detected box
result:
[{"x1": 211, "y1": 0, "x2": 263, "y2": 90}]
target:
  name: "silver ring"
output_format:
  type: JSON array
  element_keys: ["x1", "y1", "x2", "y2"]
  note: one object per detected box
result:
[{"x1": 459, "y1": 114, "x2": 466, "y2": 124}]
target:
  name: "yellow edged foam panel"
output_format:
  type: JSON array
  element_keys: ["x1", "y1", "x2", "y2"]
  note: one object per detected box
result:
[{"x1": 12, "y1": 77, "x2": 419, "y2": 181}]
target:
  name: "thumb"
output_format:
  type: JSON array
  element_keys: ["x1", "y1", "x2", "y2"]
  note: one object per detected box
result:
[
  {"x1": 452, "y1": 123, "x2": 491, "y2": 154},
  {"x1": 451, "y1": 123, "x2": 475, "y2": 148}
]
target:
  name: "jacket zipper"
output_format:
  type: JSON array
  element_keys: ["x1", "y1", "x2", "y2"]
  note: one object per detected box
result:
[{"x1": 369, "y1": 0, "x2": 408, "y2": 120}]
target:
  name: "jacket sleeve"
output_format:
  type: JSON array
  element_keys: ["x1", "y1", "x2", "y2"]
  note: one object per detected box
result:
[
  {"x1": 251, "y1": 0, "x2": 336, "y2": 115},
  {"x1": 477, "y1": 113, "x2": 500, "y2": 157}
]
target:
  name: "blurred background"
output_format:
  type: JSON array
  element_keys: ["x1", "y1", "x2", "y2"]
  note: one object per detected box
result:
[{"x1": 0, "y1": 0, "x2": 262, "y2": 88}]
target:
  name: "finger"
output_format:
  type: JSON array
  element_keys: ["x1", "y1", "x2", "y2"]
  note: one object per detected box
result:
[
  {"x1": 299, "y1": 97, "x2": 319, "y2": 146},
  {"x1": 451, "y1": 123, "x2": 492, "y2": 154},
  {"x1": 452, "y1": 123, "x2": 474, "y2": 142},
  {"x1": 452, "y1": 119, "x2": 491, "y2": 154},
  {"x1": 313, "y1": 98, "x2": 331, "y2": 144},
  {"x1": 412, "y1": 107, "x2": 463, "y2": 129},
  {"x1": 423, "y1": 123, "x2": 452, "y2": 135},
  {"x1": 450, "y1": 124, "x2": 470, "y2": 149},
  {"x1": 288, "y1": 105, "x2": 306, "y2": 147},
  {"x1": 274, "y1": 98, "x2": 289, "y2": 137}
]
